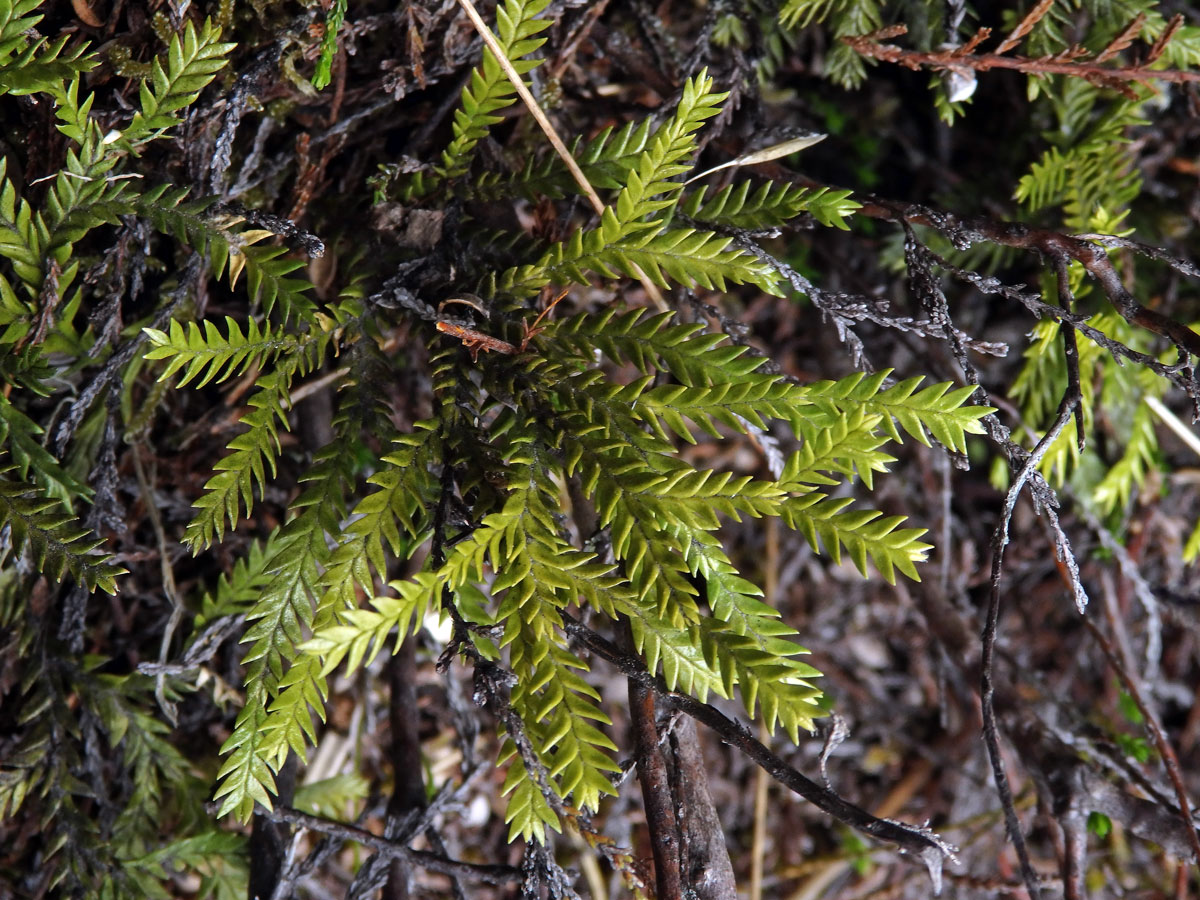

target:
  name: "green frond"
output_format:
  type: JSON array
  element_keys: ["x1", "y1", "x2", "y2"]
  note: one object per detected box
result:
[
  {"x1": 293, "y1": 773, "x2": 369, "y2": 818},
  {"x1": 122, "y1": 19, "x2": 235, "y2": 146},
  {"x1": 597, "y1": 222, "x2": 782, "y2": 294},
  {"x1": 780, "y1": 0, "x2": 883, "y2": 87},
  {"x1": 311, "y1": 0, "x2": 347, "y2": 90},
  {"x1": 611, "y1": 71, "x2": 727, "y2": 226},
  {"x1": 138, "y1": 189, "x2": 317, "y2": 323},
  {"x1": 632, "y1": 378, "x2": 812, "y2": 445},
  {"x1": 781, "y1": 404, "x2": 894, "y2": 490},
  {"x1": 171, "y1": 321, "x2": 330, "y2": 552},
  {"x1": 42, "y1": 139, "x2": 133, "y2": 257},
  {"x1": 0, "y1": 466, "x2": 124, "y2": 594},
  {"x1": 486, "y1": 474, "x2": 623, "y2": 824},
  {"x1": 0, "y1": 0, "x2": 45, "y2": 57},
  {"x1": 339, "y1": 461, "x2": 629, "y2": 841},
  {"x1": 779, "y1": 0, "x2": 838, "y2": 29},
  {"x1": 143, "y1": 317, "x2": 304, "y2": 388},
  {"x1": 88, "y1": 673, "x2": 190, "y2": 802},
  {"x1": 0, "y1": 157, "x2": 50, "y2": 297},
  {"x1": 246, "y1": 447, "x2": 359, "y2": 679},
  {"x1": 0, "y1": 394, "x2": 90, "y2": 507},
  {"x1": 303, "y1": 573, "x2": 441, "y2": 676},
  {"x1": 805, "y1": 370, "x2": 992, "y2": 454},
  {"x1": 0, "y1": 32, "x2": 97, "y2": 97},
  {"x1": 1092, "y1": 399, "x2": 1160, "y2": 514},
  {"x1": 316, "y1": 432, "x2": 439, "y2": 612},
  {"x1": 501, "y1": 758, "x2": 561, "y2": 843},
  {"x1": 50, "y1": 75, "x2": 96, "y2": 145},
  {"x1": 184, "y1": 366, "x2": 296, "y2": 552},
  {"x1": 576, "y1": 118, "x2": 658, "y2": 188},
  {"x1": 214, "y1": 414, "x2": 381, "y2": 822},
  {"x1": 488, "y1": 117, "x2": 659, "y2": 200},
  {"x1": 195, "y1": 535, "x2": 276, "y2": 624},
  {"x1": 503, "y1": 216, "x2": 781, "y2": 297},
  {"x1": 480, "y1": 472, "x2": 628, "y2": 816},
  {"x1": 1015, "y1": 81, "x2": 1147, "y2": 232},
  {"x1": 436, "y1": 0, "x2": 553, "y2": 181},
  {"x1": 683, "y1": 531, "x2": 823, "y2": 740},
  {"x1": 136, "y1": 184, "x2": 218, "y2": 246},
  {"x1": 560, "y1": 425, "x2": 700, "y2": 614},
  {"x1": 683, "y1": 180, "x2": 859, "y2": 230},
  {"x1": 593, "y1": 452, "x2": 783, "y2": 530},
  {"x1": 254, "y1": 652, "x2": 326, "y2": 771},
  {"x1": 236, "y1": 243, "x2": 317, "y2": 323},
  {"x1": 214, "y1": 703, "x2": 276, "y2": 819},
  {"x1": 611, "y1": 502, "x2": 699, "y2": 613},
  {"x1": 779, "y1": 493, "x2": 931, "y2": 583},
  {"x1": 623, "y1": 606, "x2": 727, "y2": 701},
  {"x1": 508, "y1": 639, "x2": 620, "y2": 814},
  {"x1": 1011, "y1": 318, "x2": 1076, "y2": 429},
  {"x1": 239, "y1": 493, "x2": 343, "y2": 686},
  {"x1": 553, "y1": 307, "x2": 774, "y2": 385},
  {"x1": 700, "y1": 616, "x2": 824, "y2": 742},
  {"x1": 120, "y1": 831, "x2": 246, "y2": 893},
  {"x1": 0, "y1": 269, "x2": 30, "y2": 344}
]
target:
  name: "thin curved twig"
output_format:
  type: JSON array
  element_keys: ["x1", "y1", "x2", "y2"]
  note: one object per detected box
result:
[{"x1": 563, "y1": 616, "x2": 959, "y2": 891}]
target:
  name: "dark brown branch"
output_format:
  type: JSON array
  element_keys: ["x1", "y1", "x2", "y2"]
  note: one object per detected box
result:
[
  {"x1": 854, "y1": 195, "x2": 1200, "y2": 361},
  {"x1": 994, "y1": 0, "x2": 1054, "y2": 54},
  {"x1": 981, "y1": 354, "x2": 1082, "y2": 900},
  {"x1": 629, "y1": 674, "x2": 684, "y2": 900},
  {"x1": 668, "y1": 718, "x2": 738, "y2": 900},
  {"x1": 843, "y1": 24, "x2": 1200, "y2": 98},
  {"x1": 1050, "y1": 256, "x2": 1086, "y2": 453},
  {"x1": 1083, "y1": 618, "x2": 1200, "y2": 865},
  {"x1": 384, "y1": 640, "x2": 428, "y2": 900},
  {"x1": 263, "y1": 806, "x2": 523, "y2": 885},
  {"x1": 563, "y1": 617, "x2": 958, "y2": 890}
]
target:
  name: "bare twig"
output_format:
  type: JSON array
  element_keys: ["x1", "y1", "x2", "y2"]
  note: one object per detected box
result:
[
  {"x1": 263, "y1": 806, "x2": 523, "y2": 885},
  {"x1": 981, "y1": 348, "x2": 1082, "y2": 900},
  {"x1": 1051, "y1": 255, "x2": 1086, "y2": 452},
  {"x1": 848, "y1": 194, "x2": 1200, "y2": 418},
  {"x1": 1083, "y1": 618, "x2": 1200, "y2": 866},
  {"x1": 844, "y1": 23, "x2": 1200, "y2": 98},
  {"x1": 132, "y1": 446, "x2": 183, "y2": 726},
  {"x1": 629, "y1": 671, "x2": 684, "y2": 900},
  {"x1": 994, "y1": 0, "x2": 1054, "y2": 54},
  {"x1": 563, "y1": 616, "x2": 958, "y2": 891}
]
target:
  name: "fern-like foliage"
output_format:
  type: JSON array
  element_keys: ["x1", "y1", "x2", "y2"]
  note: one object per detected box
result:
[
  {"x1": 0, "y1": 12, "x2": 320, "y2": 892},
  {"x1": 188, "y1": 55, "x2": 992, "y2": 838},
  {"x1": 434, "y1": 0, "x2": 553, "y2": 184},
  {"x1": 0, "y1": 0, "x2": 97, "y2": 97},
  {"x1": 311, "y1": 0, "x2": 348, "y2": 90},
  {"x1": 0, "y1": 465, "x2": 124, "y2": 594},
  {"x1": 121, "y1": 19, "x2": 234, "y2": 146},
  {"x1": 1014, "y1": 79, "x2": 1147, "y2": 234},
  {"x1": 683, "y1": 180, "x2": 860, "y2": 231},
  {"x1": 0, "y1": 13, "x2": 244, "y2": 595},
  {"x1": 97, "y1": 1, "x2": 993, "y2": 855},
  {"x1": 286, "y1": 305, "x2": 985, "y2": 839},
  {"x1": 491, "y1": 73, "x2": 780, "y2": 300},
  {"x1": 778, "y1": 0, "x2": 884, "y2": 87}
]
